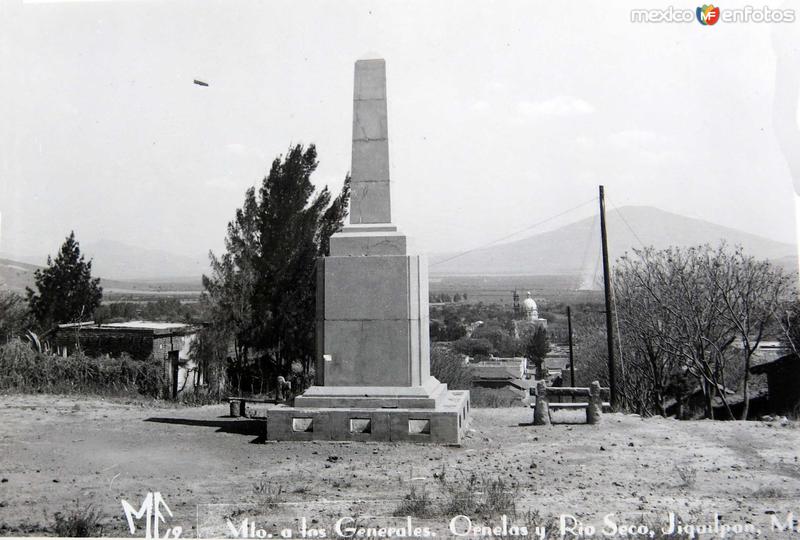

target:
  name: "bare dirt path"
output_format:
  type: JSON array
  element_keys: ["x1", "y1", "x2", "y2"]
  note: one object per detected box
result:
[{"x1": 0, "y1": 394, "x2": 798, "y2": 538}]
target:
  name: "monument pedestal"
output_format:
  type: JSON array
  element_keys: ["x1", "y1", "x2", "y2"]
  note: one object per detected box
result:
[
  {"x1": 257, "y1": 58, "x2": 469, "y2": 444},
  {"x1": 251, "y1": 391, "x2": 469, "y2": 444}
]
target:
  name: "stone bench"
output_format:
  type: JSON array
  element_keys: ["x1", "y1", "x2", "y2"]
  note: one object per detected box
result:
[
  {"x1": 228, "y1": 397, "x2": 274, "y2": 418},
  {"x1": 532, "y1": 381, "x2": 609, "y2": 425},
  {"x1": 547, "y1": 401, "x2": 611, "y2": 410}
]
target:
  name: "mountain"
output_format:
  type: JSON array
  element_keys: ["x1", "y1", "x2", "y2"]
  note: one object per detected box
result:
[
  {"x1": 0, "y1": 257, "x2": 202, "y2": 296},
  {"x1": 1, "y1": 240, "x2": 208, "y2": 281},
  {"x1": 430, "y1": 206, "x2": 797, "y2": 277},
  {"x1": 0, "y1": 258, "x2": 41, "y2": 293}
]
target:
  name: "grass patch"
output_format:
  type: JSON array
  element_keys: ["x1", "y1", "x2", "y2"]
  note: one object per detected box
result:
[
  {"x1": 674, "y1": 463, "x2": 697, "y2": 489},
  {"x1": 253, "y1": 479, "x2": 284, "y2": 509},
  {"x1": 477, "y1": 478, "x2": 517, "y2": 517},
  {"x1": 53, "y1": 503, "x2": 103, "y2": 537},
  {"x1": 393, "y1": 486, "x2": 436, "y2": 519},
  {"x1": 395, "y1": 473, "x2": 518, "y2": 520},
  {"x1": 751, "y1": 486, "x2": 786, "y2": 498}
]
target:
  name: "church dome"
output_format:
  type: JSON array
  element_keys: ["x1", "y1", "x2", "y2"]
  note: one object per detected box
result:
[{"x1": 522, "y1": 292, "x2": 538, "y2": 320}]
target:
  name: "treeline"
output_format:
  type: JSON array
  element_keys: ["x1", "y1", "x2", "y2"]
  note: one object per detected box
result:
[
  {"x1": 94, "y1": 299, "x2": 206, "y2": 324},
  {"x1": 429, "y1": 292, "x2": 469, "y2": 303},
  {"x1": 577, "y1": 243, "x2": 798, "y2": 420}
]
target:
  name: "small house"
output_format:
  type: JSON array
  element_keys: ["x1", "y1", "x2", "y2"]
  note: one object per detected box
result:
[{"x1": 750, "y1": 353, "x2": 800, "y2": 415}]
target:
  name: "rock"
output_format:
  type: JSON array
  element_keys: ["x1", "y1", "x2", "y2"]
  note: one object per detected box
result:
[
  {"x1": 0, "y1": 479, "x2": 7, "y2": 483},
  {"x1": 761, "y1": 415, "x2": 775, "y2": 422},
  {"x1": 628, "y1": 442, "x2": 635, "y2": 447},
  {"x1": 600, "y1": 446, "x2": 606, "y2": 451}
]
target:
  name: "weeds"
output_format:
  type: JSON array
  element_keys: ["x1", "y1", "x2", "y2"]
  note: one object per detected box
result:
[
  {"x1": 517, "y1": 510, "x2": 559, "y2": 540},
  {"x1": 395, "y1": 473, "x2": 518, "y2": 521},
  {"x1": 0, "y1": 339, "x2": 164, "y2": 398},
  {"x1": 253, "y1": 479, "x2": 284, "y2": 509},
  {"x1": 477, "y1": 478, "x2": 517, "y2": 517},
  {"x1": 751, "y1": 486, "x2": 786, "y2": 498},
  {"x1": 393, "y1": 486, "x2": 436, "y2": 519},
  {"x1": 441, "y1": 474, "x2": 478, "y2": 516},
  {"x1": 674, "y1": 463, "x2": 697, "y2": 489},
  {"x1": 52, "y1": 503, "x2": 103, "y2": 537}
]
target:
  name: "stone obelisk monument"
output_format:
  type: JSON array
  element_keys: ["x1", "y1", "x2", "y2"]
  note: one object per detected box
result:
[{"x1": 260, "y1": 58, "x2": 470, "y2": 443}]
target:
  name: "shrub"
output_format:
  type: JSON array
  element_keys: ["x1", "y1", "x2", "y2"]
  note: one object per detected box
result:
[
  {"x1": 430, "y1": 347, "x2": 472, "y2": 390},
  {"x1": 453, "y1": 337, "x2": 494, "y2": 358},
  {"x1": 253, "y1": 479, "x2": 284, "y2": 509},
  {"x1": 393, "y1": 486, "x2": 436, "y2": 518},
  {"x1": 0, "y1": 339, "x2": 165, "y2": 397},
  {"x1": 470, "y1": 388, "x2": 525, "y2": 408},
  {"x1": 53, "y1": 503, "x2": 103, "y2": 537}
]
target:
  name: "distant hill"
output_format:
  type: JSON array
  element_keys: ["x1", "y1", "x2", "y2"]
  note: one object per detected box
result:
[
  {"x1": 3, "y1": 240, "x2": 209, "y2": 281},
  {"x1": 0, "y1": 258, "x2": 202, "y2": 297},
  {"x1": 430, "y1": 206, "x2": 797, "y2": 277}
]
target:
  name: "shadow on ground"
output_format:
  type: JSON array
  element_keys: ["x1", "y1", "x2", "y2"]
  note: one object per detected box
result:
[{"x1": 144, "y1": 417, "x2": 265, "y2": 443}]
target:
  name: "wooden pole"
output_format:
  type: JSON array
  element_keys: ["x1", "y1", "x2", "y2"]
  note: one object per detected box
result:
[
  {"x1": 599, "y1": 185, "x2": 618, "y2": 409},
  {"x1": 567, "y1": 306, "x2": 575, "y2": 387}
]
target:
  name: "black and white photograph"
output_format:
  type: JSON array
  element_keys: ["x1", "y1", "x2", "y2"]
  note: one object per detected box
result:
[{"x1": 1, "y1": 1, "x2": 800, "y2": 538}]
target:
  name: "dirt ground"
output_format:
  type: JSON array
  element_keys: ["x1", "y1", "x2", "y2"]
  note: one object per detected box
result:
[{"x1": 1, "y1": 394, "x2": 799, "y2": 539}]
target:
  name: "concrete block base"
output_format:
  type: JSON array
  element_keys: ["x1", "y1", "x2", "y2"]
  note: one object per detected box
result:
[
  {"x1": 294, "y1": 377, "x2": 448, "y2": 409},
  {"x1": 249, "y1": 390, "x2": 471, "y2": 444}
]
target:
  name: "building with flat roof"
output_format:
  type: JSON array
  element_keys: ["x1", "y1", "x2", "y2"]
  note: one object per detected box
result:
[{"x1": 52, "y1": 320, "x2": 199, "y2": 398}]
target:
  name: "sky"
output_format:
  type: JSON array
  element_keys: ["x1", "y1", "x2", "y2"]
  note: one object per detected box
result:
[{"x1": 1, "y1": 0, "x2": 799, "y2": 262}]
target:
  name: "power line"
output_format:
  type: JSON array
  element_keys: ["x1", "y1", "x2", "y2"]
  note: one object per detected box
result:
[
  {"x1": 607, "y1": 198, "x2": 647, "y2": 250},
  {"x1": 432, "y1": 197, "x2": 598, "y2": 267}
]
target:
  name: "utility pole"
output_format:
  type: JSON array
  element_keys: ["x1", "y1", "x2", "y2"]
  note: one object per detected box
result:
[
  {"x1": 567, "y1": 306, "x2": 575, "y2": 387},
  {"x1": 599, "y1": 185, "x2": 617, "y2": 409}
]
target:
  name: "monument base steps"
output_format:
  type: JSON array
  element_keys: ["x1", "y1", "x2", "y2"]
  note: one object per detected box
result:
[{"x1": 246, "y1": 390, "x2": 470, "y2": 444}]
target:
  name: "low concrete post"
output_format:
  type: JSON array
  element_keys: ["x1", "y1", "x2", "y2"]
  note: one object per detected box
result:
[
  {"x1": 533, "y1": 381, "x2": 551, "y2": 426},
  {"x1": 587, "y1": 381, "x2": 602, "y2": 425}
]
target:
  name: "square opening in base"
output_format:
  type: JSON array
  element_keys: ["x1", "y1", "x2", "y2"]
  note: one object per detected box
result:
[
  {"x1": 292, "y1": 417, "x2": 313, "y2": 432},
  {"x1": 350, "y1": 418, "x2": 371, "y2": 433},
  {"x1": 408, "y1": 419, "x2": 431, "y2": 435}
]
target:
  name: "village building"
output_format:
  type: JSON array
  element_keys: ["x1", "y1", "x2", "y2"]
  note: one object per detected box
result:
[
  {"x1": 468, "y1": 356, "x2": 531, "y2": 401},
  {"x1": 750, "y1": 352, "x2": 800, "y2": 416},
  {"x1": 52, "y1": 320, "x2": 199, "y2": 397}
]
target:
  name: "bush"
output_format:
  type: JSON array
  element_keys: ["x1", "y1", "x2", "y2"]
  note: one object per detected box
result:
[
  {"x1": 0, "y1": 339, "x2": 165, "y2": 397},
  {"x1": 393, "y1": 486, "x2": 436, "y2": 518},
  {"x1": 453, "y1": 338, "x2": 494, "y2": 358},
  {"x1": 53, "y1": 503, "x2": 103, "y2": 537},
  {"x1": 430, "y1": 347, "x2": 472, "y2": 390},
  {"x1": 470, "y1": 388, "x2": 525, "y2": 408}
]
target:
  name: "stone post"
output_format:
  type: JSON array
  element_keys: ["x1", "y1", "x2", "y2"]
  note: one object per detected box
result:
[
  {"x1": 587, "y1": 380, "x2": 602, "y2": 425},
  {"x1": 533, "y1": 380, "x2": 551, "y2": 426}
]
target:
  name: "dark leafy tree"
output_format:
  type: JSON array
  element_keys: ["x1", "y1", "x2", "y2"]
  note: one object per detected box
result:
[
  {"x1": 203, "y1": 144, "x2": 350, "y2": 393},
  {"x1": 523, "y1": 327, "x2": 550, "y2": 377},
  {"x1": 26, "y1": 232, "x2": 102, "y2": 331}
]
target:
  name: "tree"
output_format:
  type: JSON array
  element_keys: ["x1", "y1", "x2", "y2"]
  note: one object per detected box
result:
[
  {"x1": 614, "y1": 244, "x2": 792, "y2": 419},
  {"x1": 471, "y1": 323, "x2": 520, "y2": 357},
  {"x1": 26, "y1": 232, "x2": 102, "y2": 331},
  {"x1": 704, "y1": 247, "x2": 792, "y2": 419},
  {"x1": 0, "y1": 291, "x2": 31, "y2": 342},
  {"x1": 523, "y1": 327, "x2": 550, "y2": 378},
  {"x1": 203, "y1": 144, "x2": 350, "y2": 393}
]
